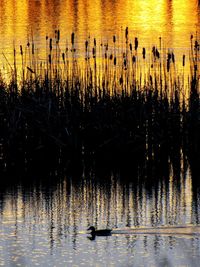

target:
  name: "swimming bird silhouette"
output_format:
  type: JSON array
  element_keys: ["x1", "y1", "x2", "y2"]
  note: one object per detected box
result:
[{"x1": 87, "y1": 226, "x2": 112, "y2": 236}]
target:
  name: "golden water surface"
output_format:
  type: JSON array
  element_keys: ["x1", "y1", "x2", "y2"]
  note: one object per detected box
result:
[
  {"x1": 0, "y1": 0, "x2": 200, "y2": 81},
  {"x1": 0, "y1": 169, "x2": 199, "y2": 266}
]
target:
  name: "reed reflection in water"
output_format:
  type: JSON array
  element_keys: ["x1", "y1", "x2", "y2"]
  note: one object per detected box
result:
[{"x1": 0, "y1": 163, "x2": 200, "y2": 266}]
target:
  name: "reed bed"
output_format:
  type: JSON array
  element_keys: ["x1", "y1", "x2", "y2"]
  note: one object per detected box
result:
[{"x1": 0, "y1": 29, "x2": 199, "y2": 176}]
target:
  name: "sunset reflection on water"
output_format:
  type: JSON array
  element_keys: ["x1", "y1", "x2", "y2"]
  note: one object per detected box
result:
[
  {"x1": 0, "y1": 0, "x2": 199, "y2": 64},
  {"x1": 0, "y1": 168, "x2": 199, "y2": 266},
  {"x1": 0, "y1": 1, "x2": 200, "y2": 266}
]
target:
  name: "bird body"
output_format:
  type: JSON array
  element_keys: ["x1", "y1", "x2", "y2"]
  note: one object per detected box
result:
[{"x1": 87, "y1": 226, "x2": 112, "y2": 236}]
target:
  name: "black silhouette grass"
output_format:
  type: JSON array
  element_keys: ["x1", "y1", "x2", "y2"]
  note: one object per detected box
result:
[{"x1": 0, "y1": 30, "x2": 199, "y2": 176}]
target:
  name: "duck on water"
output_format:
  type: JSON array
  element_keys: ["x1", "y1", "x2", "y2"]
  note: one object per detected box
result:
[{"x1": 87, "y1": 226, "x2": 112, "y2": 236}]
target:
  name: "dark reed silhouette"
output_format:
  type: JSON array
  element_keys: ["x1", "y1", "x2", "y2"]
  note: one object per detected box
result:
[{"x1": 0, "y1": 30, "x2": 199, "y2": 179}]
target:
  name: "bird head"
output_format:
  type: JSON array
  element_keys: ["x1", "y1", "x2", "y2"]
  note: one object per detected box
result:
[{"x1": 87, "y1": 226, "x2": 95, "y2": 232}]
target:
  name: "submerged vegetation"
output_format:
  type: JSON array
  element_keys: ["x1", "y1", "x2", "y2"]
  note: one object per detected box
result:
[{"x1": 0, "y1": 29, "x2": 199, "y2": 177}]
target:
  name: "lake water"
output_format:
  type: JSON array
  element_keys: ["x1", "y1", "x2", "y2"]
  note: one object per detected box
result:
[
  {"x1": 1, "y1": 1, "x2": 200, "y2": 266},
  {"x1": 1, "y1": 164, "x2": 200, "y2": 266},
  {"x1": 0, "y1": 0, "x2": 200, "y2": 82},
  {"x1": 0, "y1": 0, "x2": 200, "y2": 49}
]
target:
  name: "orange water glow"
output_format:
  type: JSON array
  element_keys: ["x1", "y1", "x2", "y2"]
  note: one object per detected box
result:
[{"x1": 0, "y1": 0, "x2": 199, "y2": 86}]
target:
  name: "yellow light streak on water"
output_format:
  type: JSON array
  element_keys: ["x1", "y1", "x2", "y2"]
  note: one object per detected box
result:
[
  {"x1": 0, "y1": 0, "x2": 199, "y2": 87},
  {"x1": 0, "y1": 0, "x2": 199, "y2": 46},
  {"x1": 112, "y1": 225, "x2": 200, "y2": 236}
]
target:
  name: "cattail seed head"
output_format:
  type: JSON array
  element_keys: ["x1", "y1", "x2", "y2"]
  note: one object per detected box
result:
[
  {"x1": 150, "y1": 75, "x2": 153, "y2": 85},
  {"x1": 125, "y1": 27, "x2": 128, "y2": 39},
  {"x1": 167, "y1": 53, "x2": 171, "y2": 61},
  {"x1": 92, "y1": 47, "x2": 95, "y2": 55},
  {"x1": 152, "y1": 46, "x2": 156, "y2": 57},
  {"x1": 62, "y1": 52, "x2": 65, "y2": 61},
  {"x1": 32, "y1": 43, "x2": 34, "y2": 54},
  {"x1": 182, "y1": 54, "x2": 185, "y2": 66},
  {"x1": 156, "y1": 49, "x2": 160, "y2": 59},
  {"x1": 142, "y1": 47, "x2": 145, "y2": 59},
  {"x1": 71, "y1": 32, "x2": 75, "y2": 45},
  {"x1": 85, "y1": 40, "x2": 88, "y2": 51},
  {"x1": 20, "y1": 45, "x2": 23, "y2": 55},
  {"x1": 49, "y1": 38, "x2": 52, "y2": 51},
  {"x1": 194, "y1": 40, "x2": 199, "y2": 50},
  {"x1": 167, "y1": 59, "x2": 170, "y2": 72},
  {"x1": 57, "y1": 30, "x2": 60, "y2": 41},
  {"x1": 172, "y1": 52, "x2": 175, "y2": 63},
  {"x1": 49, "y1": 54, "x2": 51, "y2": 64},
  {"x1": 135, "y1": 37, "x2": 138, "y2": 50}
]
